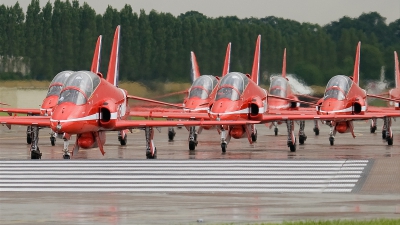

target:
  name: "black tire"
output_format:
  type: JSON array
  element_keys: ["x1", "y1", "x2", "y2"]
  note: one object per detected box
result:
[
  {"x1": 63, "y1": 155, "x2": 70, "y2": 159},
  {"x1": 289, "y1": 143, "x2": 296, "y2": 152},
  {"x1": 168, "y1": 130, "x2": 175, "y2": 141},
  {"x1": 221, "y1": 143, "x2": 227, "y2": 153},
  {"x1": 146, "y1": 148, "x2": 157, "y2": 159},
  {"x1": 299, "y1": 136, "x2": 305, "y2": 145},
  {"x1": 251, "y1": 132, "x2": 257, "y2": 142},
  {"x1": 189, "y1": 141, "x2": 196, "y2": 151},
  {"x1": 27, "y1": 134, "x2": 32, "y2": 145},
  {"x1": 382, "y1": 130, "x2": 386, "y2": 139},
  {"x1": 387, "y1": 135, "x2": 393, "y2": 145},
  {"x1": 120, "y1": 134, "x2": 127, "y2": 146},
  {"x1": 370, "y1": 126, "x2": 376, "y2": 133},
  {"x1": 30, "y1": 149, "x2": 41, "y2": 159},
  {"x1": 274, "y1": 128, "x2": 278, "y2": 136},
  {"x1": 50, "y1": 137, "x2": 56, "y2": 146},
  {"x1": 329, "y1": 137, "x2": 334, "y2": 146},
  {"x1": 313, "y1": 128, "x2": 319, "y2": 136}
]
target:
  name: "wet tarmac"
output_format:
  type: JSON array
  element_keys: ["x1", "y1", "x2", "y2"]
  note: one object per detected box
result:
[{"x1": 1, "y1": 121, "x2": 400, "y2": 224}]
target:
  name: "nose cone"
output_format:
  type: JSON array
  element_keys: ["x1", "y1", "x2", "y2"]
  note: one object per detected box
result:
[
  {"x1": 209, "y1": 99, "x2": 241, "y2": 120},
  {"x1": 320, "y1": 99, "x2": 346, "y2": 114},
  {"x1": 40, "y1": 96, "x2": 58, "y2": 115},
  {"x1": 50, "y1": 103, "x2": 86, "y2": 133}
]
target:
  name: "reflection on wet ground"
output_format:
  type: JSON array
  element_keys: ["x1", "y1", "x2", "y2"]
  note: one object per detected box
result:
[{"x1": 1, "y1": 121, "x2": 400, "y2": 224}]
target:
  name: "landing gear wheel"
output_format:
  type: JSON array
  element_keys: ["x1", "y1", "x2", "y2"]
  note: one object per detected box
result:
[
  {"x1": 27, "y1": 134, "x2": 32, "y2": 145},
  {"x1": 382, "y1": 130, "x2": 386, "y2": 139},
  {"x1": 370, "y1": 126, "x2": 377, "y2": 133},
  {"x1": 251, "y1": 132, "x2": 257, "y2": 142},
  {"x1": 313, "y1": 127, "x2": 319, "y2": 136},
  {"x1": 221, "y1": 143, "x2": 227, "y2": 153},
  {"x1": 288, "y1": 139, "x2": 296, "y2": 152},
  {"x1": 329, "y1": 137, "x2": 334, "y2": 146},
  {"x1": 119, "y1": 134, "x2": 127, "y2": 146},
  {"x1": 50, "y1": 136, "x2": 56, "y2": 146},
  {"x1": 274, "y1": 128, "x2": 278, "y2": 136},
  {"x1": 63, "y1": 154, "x2": 70, "y2": 159},
  {"x1": 299, "y1": 135, "x2": 307, "y2": 145},
  {"x1": 189, "y1": 141, "x2": 196, "y2": 151},
  {"x1": 168, "y1": 130, "x2": 176, "y2": 141},
  {"x1": 387, "y1": 135, "x2": 393, "y2": 145},
  {"x1": 146, "y1": 148, "x2": 157, "y2": 159},
  {"x1": 30, "y1": 148, "x2": 42, "y2": 159}
]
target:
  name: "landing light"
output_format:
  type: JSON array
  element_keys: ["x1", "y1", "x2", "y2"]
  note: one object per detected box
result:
[{"x1": 56, "y1": 123, "x2": 62, "y2": 131}]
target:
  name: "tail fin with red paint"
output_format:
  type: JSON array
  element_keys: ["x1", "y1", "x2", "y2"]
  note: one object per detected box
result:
[
  {"x1": 352, "y1": 41, "x2": 361, "y2": 85},
  {"x1": 222, "y1": 42, "x2": 231, "y2": 76},
  {"x1": 106, "y1": 25, "x2": 121, "y2": 86},
  {"x1": 395, "y1": 51, "x2": 400, "y2": 88},
  {"x1": 190, "y1": 51, "x2": 201, "y2": 82},
  {"x1": 90, "y1": 35, "x2": 102, "y2": 74},
  {"x1": 251, "y1": 35, "x2": 261, "y2": 85},
  {"x1": 282, "y1": 48, "x2": 287, "y2": 78}
]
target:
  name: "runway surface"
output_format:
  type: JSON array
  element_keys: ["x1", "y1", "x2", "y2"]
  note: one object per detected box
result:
[{"x1": 1, "y1": 121, "x2": 400, "y2": 224}]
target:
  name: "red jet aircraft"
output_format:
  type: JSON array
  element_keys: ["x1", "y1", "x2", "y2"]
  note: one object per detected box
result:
[
  {"x1": 315, "y1": 42, "x2": 400, "y2": 146},
  {"x1": 0, "y1": 35, "x2": 102, "y2": 146}
]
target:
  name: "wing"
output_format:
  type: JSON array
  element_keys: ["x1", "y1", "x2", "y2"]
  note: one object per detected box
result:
[
  {"x1": 0, "y1": 108, "x2": 41, "y2": 115},
  {"x1": 114, "y1": 119, "x2": 259, "y2": 130},
  {"x1": 128, "y1": 95, "x2": 185, "y2": 109},
  {"x1": 259, "y1": 113, "x2": 400, "y2": 123},
  {"x1": 130, "y1": 111, "x2": 210, "y2": 120},
  {"x1": 0, "y1": 116, "x2": 51, "y2": 127}
]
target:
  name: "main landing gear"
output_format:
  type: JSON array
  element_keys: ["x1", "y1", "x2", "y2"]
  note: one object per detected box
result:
[
  {"x1": 383, "y1": 117, "x2": 393, "y2": 146},
  {"x1": 188, "y1": 126, "x2": 198, "y2": 151},
  {"x1": 313, "y1": 120, "x2": 320, "y2": 136},
  {"x1": 370, "y1": 118, "x2": 377, "y2": 133},
  {"x1": 286, "y1": 120, "x2": 296, "y2": 152},
  {"x1": 298, "y1": 120, "x2": 307, "y2": 145},
  {"x1": 118, "y1": 130, "x2": 127, "y2": 145},
  {"x1": 168, "y1": 127, "x2": 176, "y2": 141},
  {"x1": 145, "y1": 127, "x2": 157, "y2": 159},
  {"x1": 30, "y1": 126, "x2": 42, "y2": 159},
  {"x1": 272, "y1": 122, "x2": 278, "y2": 136}
]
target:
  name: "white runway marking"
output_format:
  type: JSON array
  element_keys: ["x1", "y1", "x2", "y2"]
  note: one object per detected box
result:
[{"x1": 0, "y1": 160, "x2": 369, "y2": 193}]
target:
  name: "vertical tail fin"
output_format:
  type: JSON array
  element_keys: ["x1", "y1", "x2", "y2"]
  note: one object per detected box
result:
[
  {"x1": 395, "y1": 51, "x2": 400, "y2": 88},
  {"x1": 352, "y1": 41, "x2": 361, "y2": 85},
  {"x1": 251, "y1": 35, "x2": 261, "y2": 85},
  {"x1": 90, "y1": 35, "x2": 102, "y2": 73},
  {"x1": 282, "y1": 48, "x2": 287, "y2": 78},
  {"x1": 222, "y1": 42, "x2": 231, "y2": 76},
  {"x1": 190, "y1": 51, "x2": 201, "y2": 82},
  {"x1": 106, "y1": 25, "x2": 121, "y2": 86}
]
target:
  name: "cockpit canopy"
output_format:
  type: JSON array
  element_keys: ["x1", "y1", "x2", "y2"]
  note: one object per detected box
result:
[
  {"x1": 215, "y1": 72, "x2": 249, "y2": 101},
  {"x1": 269, "y1": 76, "x2": 288, "y2": 98},
  {"x1": 58, "y1": 71, "x2": 101, "y2": 105},
  {"x1": 324, "y1": 75, "x2": 352, "y2": 100},
  {"x1": 46, "y1": 71, "x2": 74, "y2": 97},
  {"x1": 188, "y1": 75, "x2": 218, "y2": 100}
]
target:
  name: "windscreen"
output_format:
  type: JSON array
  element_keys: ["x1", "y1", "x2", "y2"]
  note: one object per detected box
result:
[
  {"x1": 188, "y1": 75, "x2": 218, "y2": 99},
  {"x1": 215, "y1": 72, "x2": 248, "y2": 101},
  {"x1": 58, "y1": 71, "x2": 100, "y2": 105},
  {"x1": 269, "y1": 76, "x2": 288, "y2": 98},
  {"x1": 324, "y1": 75, "x2": 352, "y2": 100}
]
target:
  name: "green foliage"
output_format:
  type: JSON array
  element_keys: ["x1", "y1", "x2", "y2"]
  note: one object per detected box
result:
[{"x1": 0, "y1": 3, "x2": 398, "y2": 88}]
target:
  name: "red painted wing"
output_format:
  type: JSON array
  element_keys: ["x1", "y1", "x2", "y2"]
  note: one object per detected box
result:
[
  {"x1": 114, "y1": 120, "x2": 259, "y2": 130},
  {"x1": 0, "y1": 116, "x2": 51, "y2": 127},
  {"x1": 129, "y1": 111, "x2": 210, "y2": 120},
  {"x1": 0, "y1": 108, "x2": 41, "y2": 115}
]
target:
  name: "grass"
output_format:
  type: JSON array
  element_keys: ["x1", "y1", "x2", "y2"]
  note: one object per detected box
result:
[{"x1": 221, "y1": 219, "x2": 400, "y2": 225}]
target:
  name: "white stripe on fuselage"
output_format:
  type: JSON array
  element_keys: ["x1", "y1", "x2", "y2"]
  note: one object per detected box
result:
[
  {"x1": 318, "y1": 106, "x2": 367, "y2": 114},
  {"x1": 209, "y1": 105, "x2": 268, "y2": 116},
  {"x1": 50, "y1": 112, "x2": 118, "y2": 123}
]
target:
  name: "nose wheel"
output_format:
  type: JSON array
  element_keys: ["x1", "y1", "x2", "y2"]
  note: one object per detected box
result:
[
  {"x1": 221, "y1": 143, "x2": 227, "y2": 153},
  {"x1": 274, "y1": 127, "x2": 278, "y2": 136},
  {"x1": 146, "y1": 148, "x2": 157, "y2": 159},
  {"x1": 329, "y1": 137, "x2": 334, "y2": 146}
]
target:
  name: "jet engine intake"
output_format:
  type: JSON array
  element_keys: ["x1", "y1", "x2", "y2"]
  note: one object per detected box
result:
[
  {"x1": 249, "y1": 97, "x2": 263, "y2": 120},
  {"x1": 352, "y1": 98, "x2": 365, "y2": 114},
  {"x1": 99, "y1": 101, "x2": 116, "y2": 129}
]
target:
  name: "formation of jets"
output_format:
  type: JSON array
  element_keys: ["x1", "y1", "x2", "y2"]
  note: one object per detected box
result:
[{"x1": 1, "y1": 25, "x2": 400, "y2": 159}]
